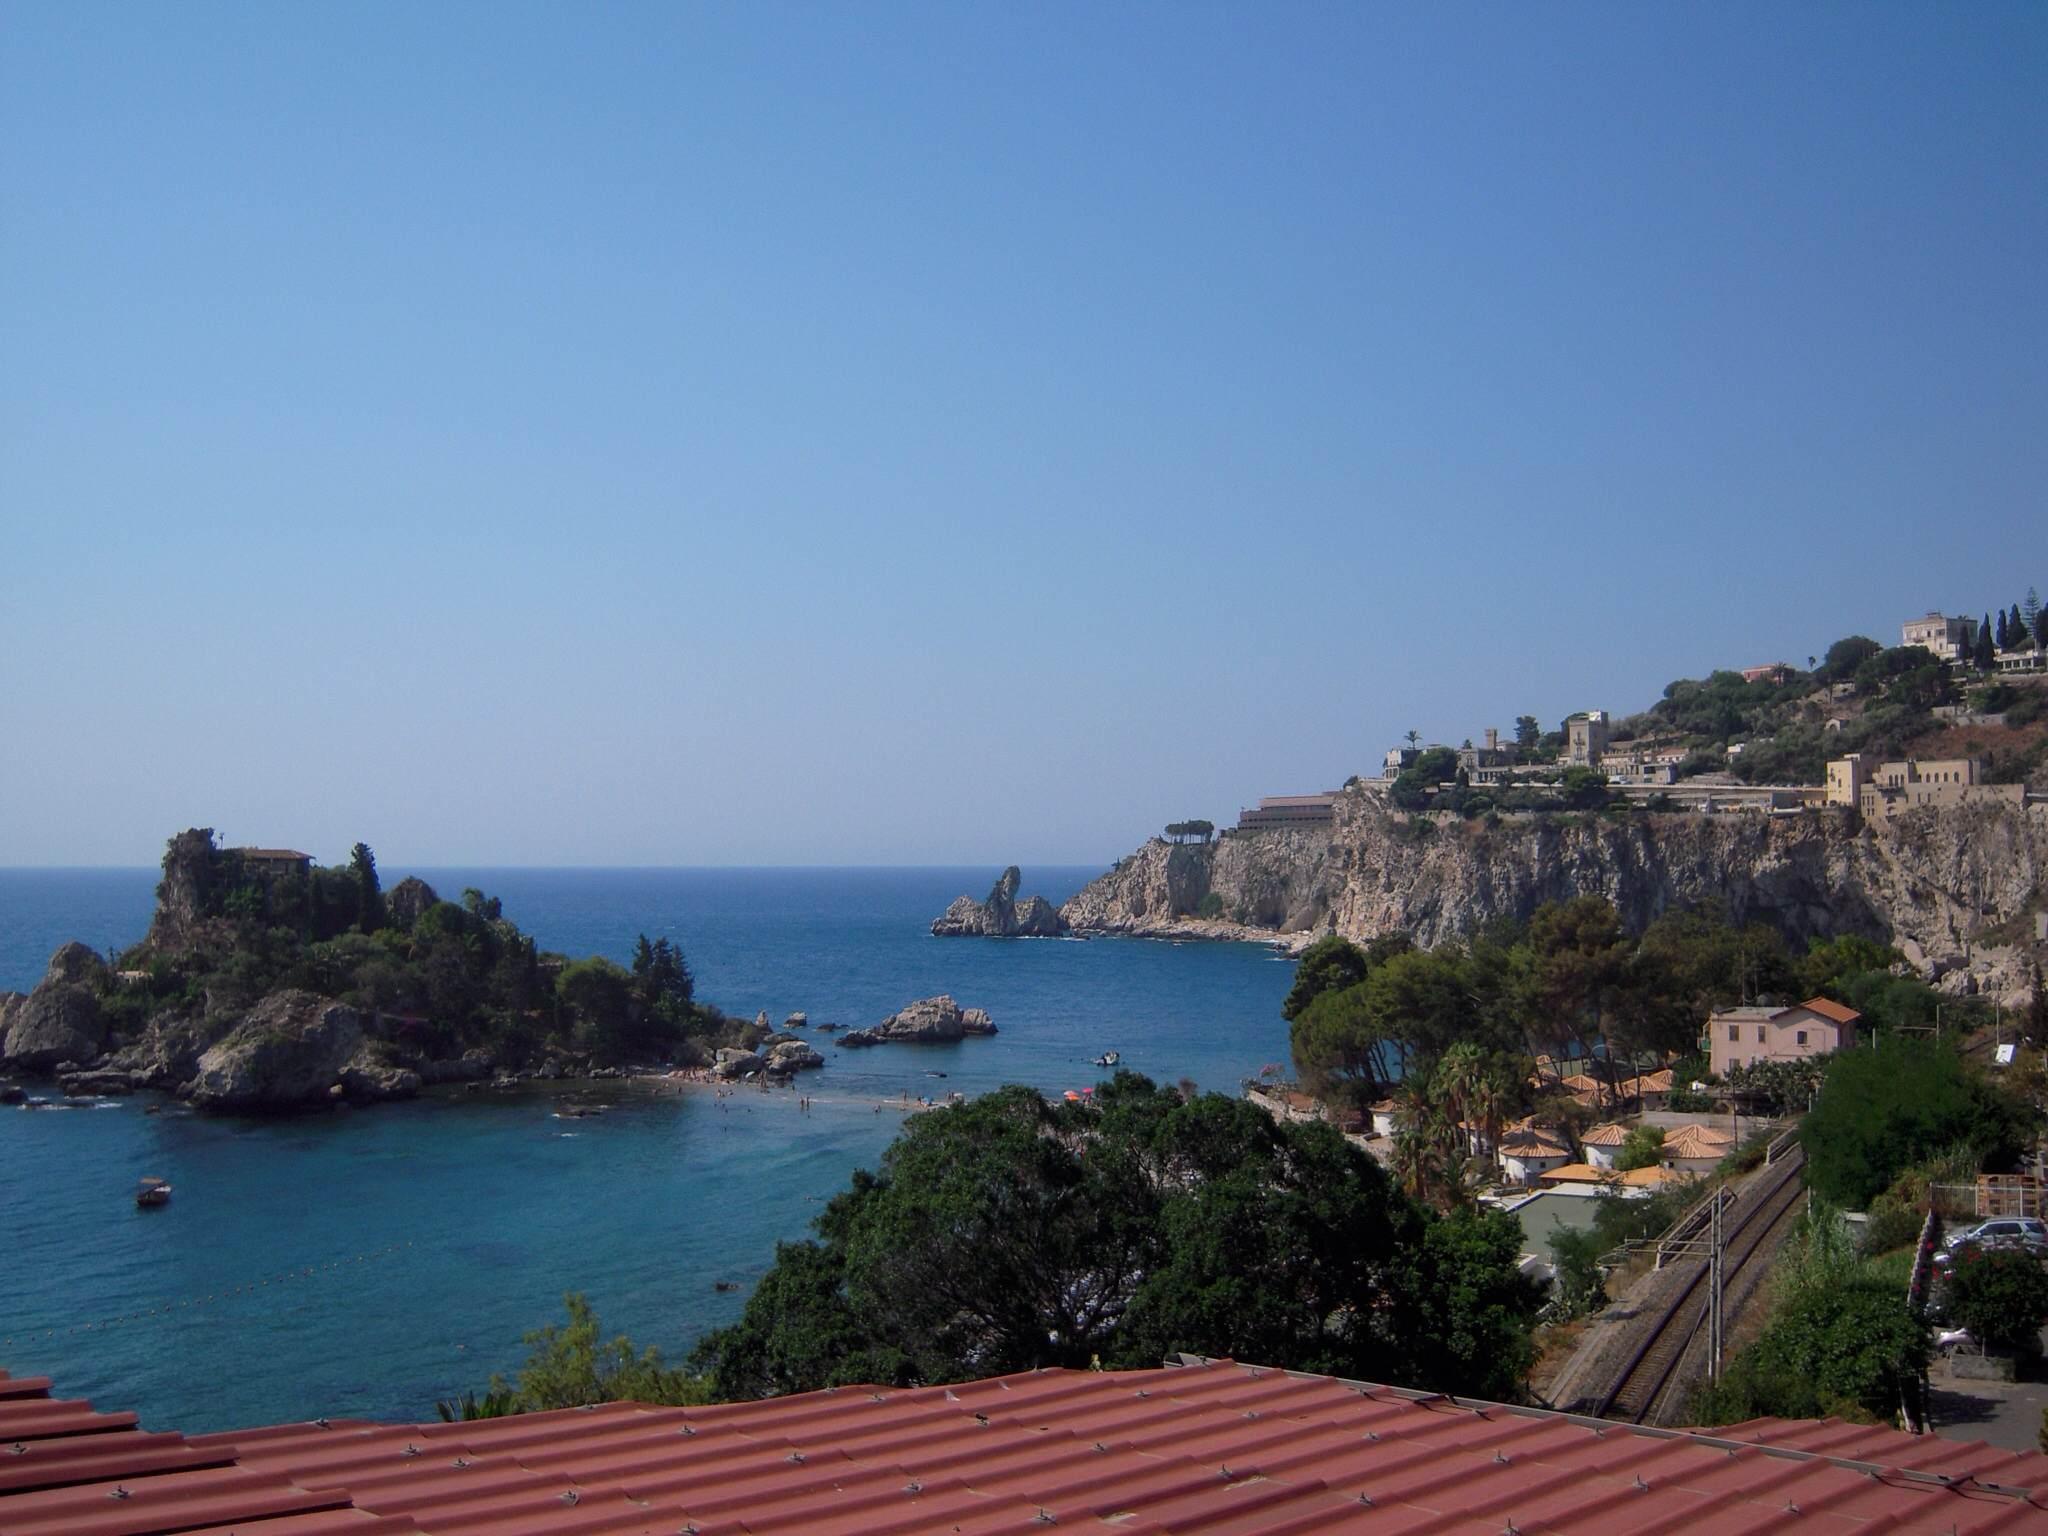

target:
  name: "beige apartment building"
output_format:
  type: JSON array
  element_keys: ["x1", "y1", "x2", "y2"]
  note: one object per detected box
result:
[
  {"x1": 1708, "y1": 996, "x2": 1860, "y2": 1075},
  {"x1": 1825, "y1": 754, "x2": 2025, "y2": 818},
  {"x1": 1902, "y1": 612, "x2": 1978, "y2": 661},
  {"x1": 1563, "y1": 710, "x2": 1611, "y2": 768}
]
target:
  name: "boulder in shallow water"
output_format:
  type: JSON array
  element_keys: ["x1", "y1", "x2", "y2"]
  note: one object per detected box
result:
[
  {"x1": 843, "y1": 995, "x2": 996, "y2": 1047},
  {"x1": 185, "y1": 990, "x2": 365, "y2": 1112},
  {"x1": 2, "y1": 982, "x2": 107, "y2": 1073},
  {"x1": 712, "y1": 1047, "x2": 766, "y2": 1079},
  {"x1": 766, "y1": 1040, "x2": 824, "y2": 1072}
]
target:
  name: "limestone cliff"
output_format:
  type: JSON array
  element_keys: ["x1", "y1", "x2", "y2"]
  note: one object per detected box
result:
[{"x1": 1063, "y1": 790, "x2": 2048, "y2": 970}]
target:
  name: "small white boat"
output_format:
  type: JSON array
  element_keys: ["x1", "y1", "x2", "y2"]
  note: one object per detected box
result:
[
  {"x1": 1093, "y1": 1051, "x2": 1120, "y2": 1067},
  {"x1": 135, "y1": 1176, "x2": 173, "y2": 1208}
]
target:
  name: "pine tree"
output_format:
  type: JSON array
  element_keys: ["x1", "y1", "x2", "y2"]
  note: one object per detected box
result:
[
  {"x1": 349, "y1": 842, "x2": 385, "y2": 934},
  {"x1": 2024, "y1": 586, "x2": 2041, "y2": 633},
  {"x1": 1974, "y1": 619, "x2": 1995, "y2": 671}
]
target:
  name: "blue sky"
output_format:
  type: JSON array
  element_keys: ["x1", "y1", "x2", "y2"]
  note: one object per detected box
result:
[{"x1": 3, "y1": 4, "x2": 2042, "y2": 866}]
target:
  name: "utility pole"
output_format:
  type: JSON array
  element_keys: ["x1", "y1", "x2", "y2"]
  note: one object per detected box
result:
[{"x1": 1708, "y1": 1189, "x2": 1725, "y2": 1381}]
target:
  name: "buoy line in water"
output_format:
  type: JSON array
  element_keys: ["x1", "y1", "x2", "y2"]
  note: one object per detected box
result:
[{"x1": 2, "y1": 1241, "x2": 419, "y2": 1347}]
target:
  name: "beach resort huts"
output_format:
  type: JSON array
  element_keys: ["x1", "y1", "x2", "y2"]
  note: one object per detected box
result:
[
  {"x1": 1660, "y1": 1122, "x2": 1736, "y2": 1176},
  {"x1": 1579, "y1": 1122, "x2": 1629, "y2": 1171},
  {"x1": 1497, "y1": 1121, "x2": 1573, "y2": 1186}
]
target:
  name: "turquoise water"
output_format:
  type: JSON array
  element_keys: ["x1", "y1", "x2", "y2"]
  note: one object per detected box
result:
[{"x1": 0, "y1": 867, "x2": 1296, "y2": 1432}]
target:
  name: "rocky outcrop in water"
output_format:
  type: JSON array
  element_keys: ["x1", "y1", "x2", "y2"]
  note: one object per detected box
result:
[
  {"x1": 839, "y1": 994, "x2": 997, "y2": 1047},
  {"x1": 932, "y1": 867, "x2": 1068, "y2": 937},
  {"x1": 185, "y1": 990, "x2": 367, "y2": 1112},
  {"x1": 766, "y1": 1039, "x2": 824, "y2": 1073},
  {"x1": 1064, "y1": 791, "x2": 2048, "y2": 997},
  {"x1": 1, "y1": 953, "x2": 110, "y2": 1072}
]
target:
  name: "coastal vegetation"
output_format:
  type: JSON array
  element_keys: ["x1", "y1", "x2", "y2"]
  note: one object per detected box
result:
[
  {"x1": 1799, "y1": 1035, "x2": 2033, "y2": 1209},
  {"x1": 438, "y1": 1293, "x2": 709, "y2": 1420},
  {"x1": 1686, "y1": 1210, "x2": 1929, "y2": 1425},
  {"x1": 1284, "y1": 897, "x2": 2022, "y2": 1130},
  {"x1": 683, "y1": 1073, "x2": 1544, "y2": 1404}
]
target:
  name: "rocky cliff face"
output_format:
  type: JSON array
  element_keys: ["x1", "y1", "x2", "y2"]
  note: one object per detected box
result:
[
  {"x1": 185, "y1": 990, "x2": 368, "y2": 1112},
  {"x1": 1063, "y1": 792, "x2": 2048, "y2": 966},
  {"x1": 932, "y1": 867, "x2": 1068, "y2": 937}
]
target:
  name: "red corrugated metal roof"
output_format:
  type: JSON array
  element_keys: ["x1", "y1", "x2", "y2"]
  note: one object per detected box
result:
[{"x1": 4, "y1": 1360, "x2": 2046, "y2": 1534}]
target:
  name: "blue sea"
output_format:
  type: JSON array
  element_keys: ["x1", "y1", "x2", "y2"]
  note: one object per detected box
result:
[{"x1": 0, "y1": 867, "x2": 1295, "y2": 1433}]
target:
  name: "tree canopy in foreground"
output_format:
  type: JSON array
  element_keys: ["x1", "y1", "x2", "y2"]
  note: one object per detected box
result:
[{"x1": 690, "y1": 1073, "x2": 1542, "y2": 1403}]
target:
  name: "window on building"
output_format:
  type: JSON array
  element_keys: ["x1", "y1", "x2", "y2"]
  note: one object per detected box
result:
[
  {"x1": 1756, "y1": 1025, "x2": 1766, "y2": 1043},
  {"x1": 1796, "y1": 1030, "x2": 1807, "y2": 1045},
  {"x1": 1727, "y1": 1024, "x2": 1738, "y2": 1042}
]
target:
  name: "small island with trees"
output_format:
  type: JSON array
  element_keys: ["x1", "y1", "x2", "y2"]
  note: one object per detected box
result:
[{"x1": 0, "y1": 828, "x2": 761, "y2": 1112}]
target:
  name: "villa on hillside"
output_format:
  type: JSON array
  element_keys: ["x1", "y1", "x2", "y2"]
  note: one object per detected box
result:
[
  {"x1": 1824, "y1": 753, "x2": 2025, "y2": 818},
  {"x1": 231, "y1": 847, "x2": 314, "y2": 880},
  {"x1": 1234, "y1": 793, "x2": 1341, "y2": 832},
  {"x1": 1707, "y1": 995, "x2": 1859, "y2": 1075},
  {"x1": 1902, "y1": 611, "x2": 1979, "y2": 661}
]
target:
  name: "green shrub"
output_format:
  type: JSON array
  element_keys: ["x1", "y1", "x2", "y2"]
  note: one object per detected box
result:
[
  {"x1": 1196, "y1": 892, "x2": 1226, "y2": 920},
  {"x1": 1945, "y1": 1249, "x2": 2048, "y2": 1353}
]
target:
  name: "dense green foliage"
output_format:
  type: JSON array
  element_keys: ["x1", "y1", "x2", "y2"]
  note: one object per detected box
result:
[
  {"x1": 1688, "y1": 1213, "x2": 1928, "y2": 1424},
  {"x1": 1613, "y1": 1124, "x2": 1664, "y2": 1172},
  {"x1": 1287, "y1": 898, "x2": 1812, "y2": 1112},
  {"x1": 1800, "y1": 1038, "x2": 2031, "y2": 1208},
  {"x1": 689, "y1": 1075, "x2": 1544, "y2": 1402},
  {"x1": 1942, "y1": 1249, "x2": 2048, "y2": 1353},
  {"x1": 441, "y1": 1293, "x2": 709, "y2": 1419},
  {"x1": 1547, "y1": 1184, "x2": 1702, "y2": 1319},
  {"x1": 114, "y1": 829, "x2": 750, "y2": 1070}
]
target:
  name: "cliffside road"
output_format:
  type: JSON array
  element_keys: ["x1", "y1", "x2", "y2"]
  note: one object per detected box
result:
[{"x1": 1551, "y1": 1137, "x2": 1808, "y2": 1426}]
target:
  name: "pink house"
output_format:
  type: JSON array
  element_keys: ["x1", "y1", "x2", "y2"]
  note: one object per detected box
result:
[{"x1": 1708, "y1": 996, "x2": 1860, "y2": 1076}]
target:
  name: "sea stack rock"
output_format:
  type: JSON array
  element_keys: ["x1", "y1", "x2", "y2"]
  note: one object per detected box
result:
[
  {"x1": 839, "y1": 995, "x2": 996, "y2": 1047},
  {"x1": 185, "y1": 990, "x2": 366, "y2": 1112},
  {"x1": 931, "y1": 867, "x2": 1068, "y2": 937},
  {"x1": 1, "y1": 972, "x2": 108, "y2": 1074}
]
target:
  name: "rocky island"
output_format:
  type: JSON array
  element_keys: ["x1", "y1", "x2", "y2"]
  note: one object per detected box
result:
[
  {"x1": 0, "y1": 828, "x2": 767, "y2": 1113},
  {"x1": 838, "y1": 994, "x2": 996, "y2": 1047},
  {"x1": 931, "y1": 866, "x2": 1067, "y2": 937}
]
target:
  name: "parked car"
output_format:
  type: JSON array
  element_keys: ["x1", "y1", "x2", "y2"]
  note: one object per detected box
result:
[
  {"x1": 1939, "y1": 1217, "x2": 2048, "y2": 1253},
  {"x1": 1932, "y1": 1218, "x2": 2048, "y2": 1270}
]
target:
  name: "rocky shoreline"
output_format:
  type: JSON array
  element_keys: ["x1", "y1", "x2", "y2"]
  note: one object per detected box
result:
[{"x1": 1, "y1": 973, "x2": 1001, "y2": 1114}]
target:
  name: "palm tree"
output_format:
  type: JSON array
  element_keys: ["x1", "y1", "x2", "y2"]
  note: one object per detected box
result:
[
  {"x1": 1468, "y1": 1067, "x2": 1513, "y2": 1167},
  {"x1": 1434, "y1": 1044, "x2": 1487, "y2": 1141},
  {"x1": 1404, "y1": 730, "x2": 1421, "y2": 749}
]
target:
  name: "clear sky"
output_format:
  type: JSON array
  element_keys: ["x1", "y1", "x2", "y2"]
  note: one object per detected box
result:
[{"x1": 3, "y1": 4, "x2": 2042, "y2": 867}]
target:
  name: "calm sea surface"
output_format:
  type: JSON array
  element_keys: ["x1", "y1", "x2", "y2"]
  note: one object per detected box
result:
[{"x1": 0, "y1": 867, "x2": 1294, "y2": 1432}]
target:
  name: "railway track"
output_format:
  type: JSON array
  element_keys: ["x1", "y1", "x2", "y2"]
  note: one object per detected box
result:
[{"x1": 1590, "y1": 1144, "x2": 1808, "y2": 1424}]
